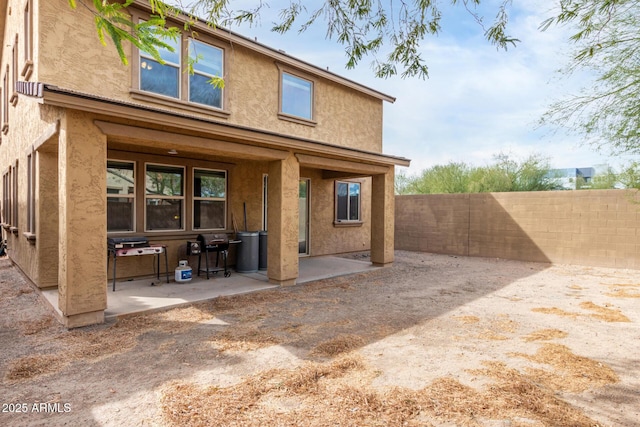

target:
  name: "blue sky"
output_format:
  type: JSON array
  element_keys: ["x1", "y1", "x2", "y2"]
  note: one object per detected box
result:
[{"x1": 188, "y1": 0, "x2": 639, "y2": 176}]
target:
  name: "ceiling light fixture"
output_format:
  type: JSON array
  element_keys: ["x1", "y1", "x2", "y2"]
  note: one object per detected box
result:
[{"x1": 167, "y1": 149, "x2": 178, "y2": 155}]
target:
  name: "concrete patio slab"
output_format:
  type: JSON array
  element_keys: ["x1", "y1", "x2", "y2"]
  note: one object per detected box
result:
[{"x1": 40, "y1": 255, "x2": 380, "y2": 322}]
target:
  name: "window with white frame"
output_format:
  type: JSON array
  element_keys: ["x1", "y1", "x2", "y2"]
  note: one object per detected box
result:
[
  {"x1": 139, "y1": 31, "x2": 181, "y2": 98},
  {"x1": 281, "y1": 72, "x2": 313, "y2": 120},
  {"x1": 145, "y1": 163, "x2": 184, "y2": 231},
  {"x1": 188, "y1": 39, "x2": 223, "y2": 108},
  {"x1": 193, "y1": 168, "x2": 226, "y2": 230},
  {"x1": 107, "y1": 160, "x2": 136, "y2": 232},
  {"x1": 335, "y1": 181, "x2": 361, "y2": 222}
]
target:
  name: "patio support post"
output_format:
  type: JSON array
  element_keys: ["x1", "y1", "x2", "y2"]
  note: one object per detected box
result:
[
  {"x1": 57, "y1": 111, "x2": 107, "y2": 327},
  {"x1": 371, "y1": 167, "x2": 395, "y2": 266},
  {"x1": 267, "y1": 154, "x2": 299, "y2": 286}
]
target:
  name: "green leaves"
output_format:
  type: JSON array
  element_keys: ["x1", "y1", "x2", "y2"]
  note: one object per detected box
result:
[
  {"x1": 541, "y1": 0, "x2": 640, "y2": 156},
  {"x1": 76, "y1": 1, "x2": 519, "y2": 81},
  {"x1": 396, "y1": 153, "x2": 561, "y2": 195}
]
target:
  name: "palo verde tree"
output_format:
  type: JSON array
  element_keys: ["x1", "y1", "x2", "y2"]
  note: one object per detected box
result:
[
  {"x1": 68, "y1": 0, "x2": 519, "y2": 80},
  {"x1": 540, "y1": 0, "x2": 640, "y2": 156}
]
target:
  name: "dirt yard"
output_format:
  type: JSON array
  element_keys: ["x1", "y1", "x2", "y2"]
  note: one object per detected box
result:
[{"x1": 0, "y1": 251, "x2": 638, "y2": 426}]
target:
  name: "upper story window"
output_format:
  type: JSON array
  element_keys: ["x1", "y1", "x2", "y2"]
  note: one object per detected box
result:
[
  {"x1": 281, "y1": 72, "x2": 313, "y2": 121},
  {"x1": 107, "y1": 160, "x2": 136, "y2": 232},
  {"x1": 188, "y1": 40, "x2": 223, "y2": 109},
  {"x1": 134, "y1": 17, "x2": 227, "y2": 115},
  {"x1": 335, "y1": 181, "x2": 361, "y2": 223},
  {"x1": 145, "y1": 163, "x2": 184, "y2": 231},
  {"x1": 139, "y1": 34, "x2": 180, "y2": 98}
]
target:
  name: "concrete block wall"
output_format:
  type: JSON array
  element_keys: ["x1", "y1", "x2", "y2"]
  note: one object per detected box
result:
[{"x1": 395, "y1": 189, "x2": 640, "y2": 269}]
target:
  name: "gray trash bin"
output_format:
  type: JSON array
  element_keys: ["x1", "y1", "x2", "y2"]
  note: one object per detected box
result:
[
  {"x1": 259, "y1": 231, "x2": 267, "y2": 270},
  {"x1": 236, "y1": 231, "x2": 259, "y2": 273}
]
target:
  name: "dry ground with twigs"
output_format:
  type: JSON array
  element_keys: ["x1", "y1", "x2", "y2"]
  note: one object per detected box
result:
[{"x1": 0, "y1": 251, "x2": 639, "y2": 426}]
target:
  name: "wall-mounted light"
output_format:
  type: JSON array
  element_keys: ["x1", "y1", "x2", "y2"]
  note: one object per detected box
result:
[{"x1": 168, "y1": 149, "x2": 178, "y2": 155}]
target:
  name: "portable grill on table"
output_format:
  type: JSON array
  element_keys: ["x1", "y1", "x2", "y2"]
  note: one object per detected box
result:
[
  {"x1": 107, "y1": 237, "x2": 169, "y2": 291},
  {"x1": 188, "y1": 233, "x2": 231, "y2": 279}
]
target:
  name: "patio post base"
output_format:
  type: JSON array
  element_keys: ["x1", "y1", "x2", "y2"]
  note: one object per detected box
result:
[
  {"x1": 269, "y1": 278, "x2": 297, "y2": 287},
  {"x1": 61, "y1": 310, "x2": 105, "y2": 329}
]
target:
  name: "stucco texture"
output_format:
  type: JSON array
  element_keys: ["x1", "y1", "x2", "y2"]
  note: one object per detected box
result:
[
  {"x1": 57, "y1": 111, "x2": 107, "y2": 319},
  {"x1": 38, "y1": 0, "x2": 384, "y2": 153},
  {"x1": 395, "y1": 190, "x2": 640, "y2": 269}
]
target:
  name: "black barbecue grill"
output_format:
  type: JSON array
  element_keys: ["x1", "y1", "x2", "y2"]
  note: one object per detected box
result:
[
  {"x1": 192, "y1": 233, "x2": 231, "y2": 279},
  {"x1": 107, "y1": 236, "x2": 169, "y2": 291}
]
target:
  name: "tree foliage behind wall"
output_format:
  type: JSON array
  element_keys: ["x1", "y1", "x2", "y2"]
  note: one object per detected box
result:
[{"x1": 396, "y1": 153, "x2": 562, "y2": 194}]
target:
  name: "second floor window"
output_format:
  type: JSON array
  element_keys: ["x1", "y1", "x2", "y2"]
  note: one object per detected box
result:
[
  {"x1": 139, "y1": 34, "x2": 180, "y2": 98},
  {"x1": 137, "y1": 21, "x2": 225, "y2": 111},
  {"x1": 189, "y1": 40, "x2": 223, "y2": 108},
  {"x1": 281, "y1": 72, "x2": 313, "y2": 120}
]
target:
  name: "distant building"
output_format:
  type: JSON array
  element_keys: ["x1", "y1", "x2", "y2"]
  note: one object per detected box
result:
[{"x1": 549, "y1": 167, "x2": 596, "y2": 189}]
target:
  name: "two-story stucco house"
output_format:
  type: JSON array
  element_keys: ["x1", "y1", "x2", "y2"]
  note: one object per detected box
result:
[{"x1": 0, "y1": 0, "x2": 409, "y2": 327}]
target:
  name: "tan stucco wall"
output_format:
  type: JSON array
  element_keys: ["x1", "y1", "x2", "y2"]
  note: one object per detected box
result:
[
  {"x1": 395, "y1": 190, "x2": 640, "y2": 269},
  {"x1": 1, "y1": 0, "x2": 392, "y2": 326},
  {"x1": 104, "y1": 158, "x2": 375, "y2": 282},
  {"x1": 267, "y1": 154, "x2": 299, "y2": 284},
  {"x1": 39, "y1": 0, "x2": 130, "y2": 99},
  {"x1": 39, "y1": 0, "x2": 384, "y2": 153},
  {"x1": 57, "y1": 110, "x2": 107, "y2": 324},
  {"x1": 0, "y1": 0, "x2": 65, "y2": 286},
  {"x1": 371, "y1": 169, "x2": 395, "y2": 265},
  {"x1": 306, "y1": 170, "x2": 372, "y2": 256},
  {"x1": 36, "y1": 147, "x2": 60, "y2": 287}
]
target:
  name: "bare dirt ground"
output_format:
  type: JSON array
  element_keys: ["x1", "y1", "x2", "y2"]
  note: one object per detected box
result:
[{"x1": 0, "y1": 250, "x2": 639, "y2": 427}]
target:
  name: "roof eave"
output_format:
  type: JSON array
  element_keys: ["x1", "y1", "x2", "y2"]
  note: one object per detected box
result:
[{"x1": 24, "y1": 83, "x2": 410, "y2": 168}]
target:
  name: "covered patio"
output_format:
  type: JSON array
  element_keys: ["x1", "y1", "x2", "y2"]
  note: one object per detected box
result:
[{"x1": 41, "y1": 255, "x2": 380, "y2": 322}]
